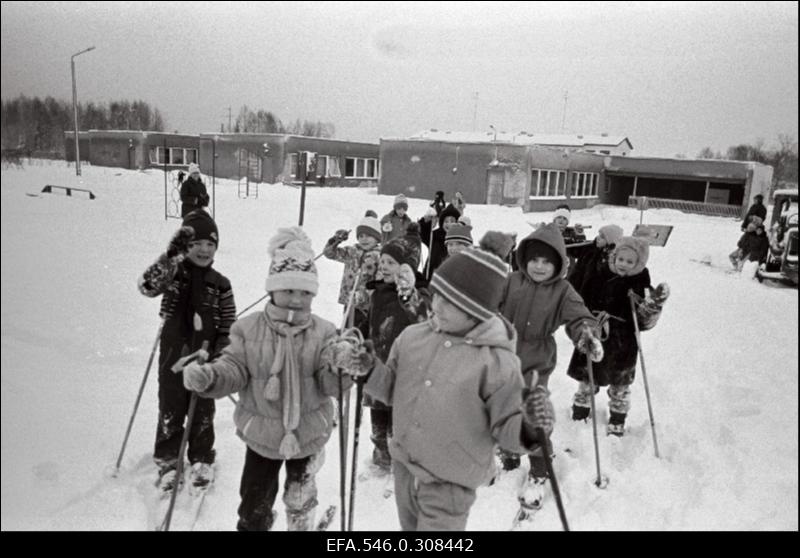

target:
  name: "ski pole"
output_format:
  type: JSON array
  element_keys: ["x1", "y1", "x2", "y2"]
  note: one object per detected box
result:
[
  {"x1": 536, "y1": 428, "x2": 569, "y2": 531},
  {"x1": 629, "y1": 291, "x2": 660, "y2": 458},
  {"x1": 236, "y1": 293, "x2": 269, "y2": 318},
  {"x1": 114, "y1": 320, "x2": 163, "y2": 475},
  {"x1": 347, "y1": 377, "x2": 365, "y2": 531},
  {"x1": 586, "y1": 357, "x2": 607, "y2": 488},
  {"x1": 160, "y1": 339, "x2": 210, "y2": 532},
  {"x1": 425, "y1": 221, "x2": 434, "y2": 280}
]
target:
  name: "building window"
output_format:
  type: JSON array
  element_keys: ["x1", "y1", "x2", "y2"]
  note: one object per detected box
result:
[
  {"x1": 530, "y1": 168, "x2": 567, "y2": 198},
  {"x1": 345, "y1": 157, "x2": 379, "y2": 179},
  {"x1": 148, "y1": 146, "x2": 197, "y2": 166},
  {"x1": 289, "y1": 153, "x2": 298, "y2": 177},
  {"x1": 571, "y1": 172, "x2": 599, "y2": 198}
]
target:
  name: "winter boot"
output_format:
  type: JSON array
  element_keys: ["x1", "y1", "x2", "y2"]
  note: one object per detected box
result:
[
  {"x1": 156, "y1": 466, "x2": 182, "y2": 496},
  {"x1": 286, "y1": 508, "x2": 316, "y2": 531},
  {"x1": 572, "y1": 404, "x2": 590, "y2": 421},
  {"x1": 190, "y1": 462, "x2": 215, "y2": 493},
  {"x1": 607, "y1": 411, "x2": 626, "y2": 437},
  {"x1": 519, "y1": 474, "x2": 547, "y2": 510}
]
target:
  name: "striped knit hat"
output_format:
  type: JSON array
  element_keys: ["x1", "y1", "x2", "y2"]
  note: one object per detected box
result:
[
  {"x1": 445, "y1": 223, "x2": 473, "y2": 245},
  {"x1": 265, "y1": 227, "x2": 319, "y2": 295},
  {"x1": 430, "y1": 248, "x2": 508, "y2": 322}
]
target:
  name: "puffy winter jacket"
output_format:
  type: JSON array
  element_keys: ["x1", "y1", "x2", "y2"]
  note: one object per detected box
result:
[
  {"x1": 499, "y1": 224, "x2": 595, "y2": 382},
  {"x1": 365, "y1": 315, "x2": 536, "y2": 490},
  {"x1": 380, "y1": 210, "x2": 413, "y2": 243},
  {"x1": 322, "y1": 239, "x2": 381, "y2": 311}
]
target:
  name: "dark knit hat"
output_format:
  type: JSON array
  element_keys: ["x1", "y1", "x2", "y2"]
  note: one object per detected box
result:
[
  {"x1": 365, "y1": 209, "x2": 378, "y2": 218},
  {"x1": 438, "y1": 203, "x2": 461, "y2": 228},
  {"x1": 381, "y1": 237, "x2": 419, "y2": 269},
  {"x1": 182, "y1": 210, "x2": 219, "y2": 246},
  {"x1": 430, "y1": 248, "x2": 508, "y2": 322},
  {"x1": 524, "y1": 240, "x2": 561, "y2": 274}
]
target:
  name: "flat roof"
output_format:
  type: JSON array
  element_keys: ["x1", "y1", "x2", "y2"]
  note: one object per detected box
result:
[{"x1": 386, "y1": 129, "x2": 632, "y2": 149}]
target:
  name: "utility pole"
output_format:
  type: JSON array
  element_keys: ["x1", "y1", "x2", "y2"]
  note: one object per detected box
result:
[
  {"x1": 71, "y1": 45, "x2": 95, "y2": 176},
  {"x1": 561, "y1": 91, "x2": 568, "y2": 132},
  {"x1": 227, "y1": 106, "x2": 232, "y2": 132},
  {"x1": 472, "y1": 92, "x2": 479, "y2": 131}
]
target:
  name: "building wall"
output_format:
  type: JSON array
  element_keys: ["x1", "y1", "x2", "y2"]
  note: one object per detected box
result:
[
  {"x1": 282, "y1": 136, "x2": 380, "y2": 187},
  {"x1": 63, "y1": 132, "x2": 90, "y2": 162}
]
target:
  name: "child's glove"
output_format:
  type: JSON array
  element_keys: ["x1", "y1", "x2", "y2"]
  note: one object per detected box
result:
[
  {"x1": 324, "y1": 335, "x2": 374, "y2": 378},
  {"x1": 577, "y1": 324, "x2": 604, "y2": 362},
  {"x1": 167, "y1": 226, "x2": 195, "y2": 258},
  {"x1": 328, "y1": 229, "x2": 349, "y2": 244},
  {"x1": 574, "y1": 224, "x2": 584, "y2": 235},
  {"x1": 183, "y1": 362, "x2": 214, "y2": 392},
  {"x1": 395, "y1": 264, "x2": 416, "y2": 299},
  {"x1": 521, "y1": 386, "x2": 555, "y2": 438},
  {"x1": 382, "y1": 221, "x2": 393, "y2": 233}
]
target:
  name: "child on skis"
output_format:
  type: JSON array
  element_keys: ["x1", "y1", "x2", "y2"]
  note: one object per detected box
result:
[
  {"x1": 137, "y1": 210, "x2": 236, "y2": 495},
  {"x1": 323, "y1": 211, "x2": 382, "y2": 336},
  {"x1": 567, "y1": 236, "x2": 670, "y2": 436},
  {"x1": 363, "y1": 248, "x2": 556, "y2": 531},
  {"x1": 568, "y1": 224, "x2": 625, "y2": 301},
  {"x1": 181, "y1": 227, "x2": 362, "y2": 531},
  {"x1": 498, "y1": 222, "x2": 603, "y2": 509},
  {"x1": 363, "y1": 236, "x2": 431, "y2": 472},
  {"x1": 381, "y1": 194, "x2": 413, "y2": 243},
  {"x1": 419, "y1": 203, "x2": 461, "y2": 280}
]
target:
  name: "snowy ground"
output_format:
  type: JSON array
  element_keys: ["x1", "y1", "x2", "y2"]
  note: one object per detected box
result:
[{"x1": 1, "y1": 160, "x2": 797, "y2": 531}]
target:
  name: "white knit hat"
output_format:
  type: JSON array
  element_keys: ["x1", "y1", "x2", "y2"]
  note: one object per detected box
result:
[
  {"x1": 553, "y1": 207, "x2": 571, "y2": 222},
  {"x1": 265, "y1": 227, "x2": 319, "y2": 295},
  {"x1": 188, "y1": 162, "x2": 200, "y2": 175},
  {"x1": 356, "y1": 216, "x2": 382, "y2": 242}
]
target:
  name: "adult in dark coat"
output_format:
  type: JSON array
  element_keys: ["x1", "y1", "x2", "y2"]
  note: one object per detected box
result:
[
  {"x1": 418, "y1": 203, "x2": 461, "y2": 281},
  {"x1": 741, "y1": 194, "x2": 767, "y2": 231},
  {"x1": 180, "y1": 163, "x2": 210, "y2": 217}
]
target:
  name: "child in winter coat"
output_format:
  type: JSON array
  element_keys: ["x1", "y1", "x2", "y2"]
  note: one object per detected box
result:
[
  {"x1": 138, "y1": 210, "x2": 236, "y2": 494},
  {"x1": 364, "y1": 236, "x2": 431, "y2": 471},
  {"x1": 430, "y1": 190, "x2": 447, "y2": 217},
  {"x1": 182, "y1": 227, "x2": 358, "y2": 531},
  {"x1": 747, "y1": 224, "x2": 770, "y2": 265},
  {"x1": 323, "y1": 211, "x2": 382, "y2": 336},
  {"x1": 730, "y1": 220, "x2": 759, "y2": 270},
  {"x1": 567, "y1": 236, "x2": 669, "y2": 436},
  {"x1": 381, "y1": 194, "x2": 413, "y2": 243},
  {"x1": 180, "y1": 163, "x2": 210, "y2": 217},
  {"x1": 568, "y1": 224, "x2": 625, "y2": 301},
  {"x1": 419, "y1": 203, "x2": 461, "y2": 280},
  {"x1": 498, "y1": 222, "x2": 602, "y2": 509},
  {"x1": 364, "y1": 248, "x2": 556, "y2": 531}
]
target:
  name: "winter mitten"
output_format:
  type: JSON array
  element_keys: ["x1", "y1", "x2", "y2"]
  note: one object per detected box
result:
[
  {"x1": 334, "y1": 229, "x2": 350, "y2": 242},
  {"x1": 521, "y1": 386, "x2": 555, "y2": 438},
  {"x1": 382, "y1": 221, "x2": 393, "y2": 233},
  {"x1": 649, "y1": 282, "x2": 670, "y2": 306},
  {"x1": 167, "y1": 226, "x2": 195, "y2": 258},
  {"x1": 577, "y1": 324, "x2": 604, "y2": 362},
  {"x1": 395, "y1": 264, "x2": 416, "y2": 299},
  {"x1": 199, "y1": 193, "x2": 210, "y2": 207},
  {"x1": 139, "y1": 253, "x2": 178, "y2": 295},
  {"x1": 424, "y1": 207, "x2": 437, "y2": 220},
  {"x1": 574, "y1": 223, "x2": 584, "y2": 235},
  {"x1": 183, "y1": 362, "x2": 214, "y2": 392}
]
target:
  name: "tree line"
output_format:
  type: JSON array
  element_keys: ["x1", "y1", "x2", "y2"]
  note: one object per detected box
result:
[
  {"x1": 1, "y1": 95, "x2": 167, "y2": 154},
  {"x1": 230, "y1": 105, "x2": 335, "y2": 138},
  {"x1": 695, "y1": 134, "x2": 798, "y2": 193}
]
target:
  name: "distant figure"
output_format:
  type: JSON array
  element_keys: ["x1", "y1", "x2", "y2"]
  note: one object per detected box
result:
[
  {"x1": 430, "y1": 190, "x2": 447, "y2": 217},
  {"x1": 451, "y1": 191, "x2": 466, "y2": 214},
  {"x1": 180, "y1": 163, "x2": 210, "y2": 217},
  {"x1": 380, "y1": 194, "x2": 413, "y2": 244},
  {"x1": 741, "y1": 194, "x2": 767, "y2": 231}
]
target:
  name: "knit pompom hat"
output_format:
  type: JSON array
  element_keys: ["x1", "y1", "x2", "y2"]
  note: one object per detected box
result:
[
  {"x1": 598, "y1": 224, "x2": 624, "y2": 246},
  {"x1": 394, "y1": 194, "x2": 409, "y2": 211},
  {"x1": 187, "y1": 162, "x2": 200, "y2": 175},
  {"x1": 381, "y1": 236, "x2": 419, "y2": 269},
  {"x1": 479, "y1": 231, "x2": 516, "y2": 261},
  {"x1": 182, "y1": 210, "x2": 219, "y2": 246},
  {"x1": 445, "y1": 223, "x2": 473, "y2": 245},
  {"x1": 356, "y1": 216, "x2": 382, "y2": 243},
  {"x1": 612, "y1": 236, "x2": 650, "y2": 276},
  {"x1": 265, "y1": 227, "x2": 319, "y2": 295},
  {"x1": 553, "y1": 207, "x2": 571, "y2": 222},
  {"x1": 430, "y1": 248, "x2": 508, "y2": 322}
]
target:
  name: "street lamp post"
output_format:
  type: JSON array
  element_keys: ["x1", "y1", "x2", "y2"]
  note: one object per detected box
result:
[{"x1": 71, "y1": 46, "x2": 95, "y2": 176}]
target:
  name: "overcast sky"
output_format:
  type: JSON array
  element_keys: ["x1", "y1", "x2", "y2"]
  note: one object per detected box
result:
[{"x1": 1, "y1": 1, "x2": 797, "y2": 157}]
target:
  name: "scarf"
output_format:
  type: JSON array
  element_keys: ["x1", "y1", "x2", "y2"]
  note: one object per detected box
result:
[{"x1": 262, "y1": 303, "x2": 313, "y2": 458}]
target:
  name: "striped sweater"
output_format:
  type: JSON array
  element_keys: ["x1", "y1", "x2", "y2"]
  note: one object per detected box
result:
[{"x1": 139, "y1": 253, "x2": 236, "y2": 352}]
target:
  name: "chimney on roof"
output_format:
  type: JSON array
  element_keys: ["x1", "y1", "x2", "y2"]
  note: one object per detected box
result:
[
  {"x1": 601, "y1": 132, "x2": 608, "y2": 137},
  {"x1": 577, "y1": 135, "x2": 583, "y2": 139}
]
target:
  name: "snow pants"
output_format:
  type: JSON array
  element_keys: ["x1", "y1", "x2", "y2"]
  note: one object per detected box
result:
[
  {"x1": 572, "y1": 381, "x2": 631, "y2": 416},
  {"x1": 393, "y1": 460, "x2": 477, "y2": 531},
  {"x1": 154, "y1": 339, "x2": 215, "y2": 471},
  {"x1": 236, "y1": 446, "x2": 323, "y2": 531}
]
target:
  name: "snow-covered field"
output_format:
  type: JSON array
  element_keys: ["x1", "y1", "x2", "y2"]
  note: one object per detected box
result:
[{"x1": 1, "y1": 160, "x2": 797, "y2": 531}]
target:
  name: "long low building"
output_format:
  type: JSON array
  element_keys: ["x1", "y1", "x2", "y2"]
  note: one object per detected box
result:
[{"x1": 378, "y1": 131, "x2": 772, "y2": 218}]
